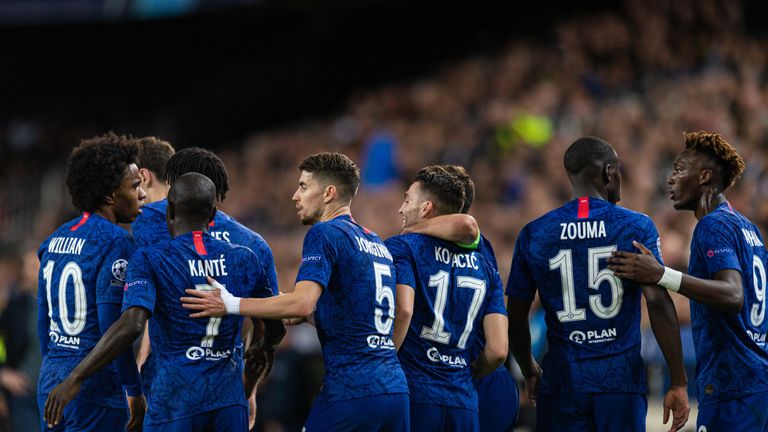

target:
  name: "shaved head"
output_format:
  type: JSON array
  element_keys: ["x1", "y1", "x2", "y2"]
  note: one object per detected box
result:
[
  {"x1": 167, "y1": 172, "x2": 216, "y2": 226},
  {"x1": 563, "y1": 137, "x2": 618, "y2": 175}
]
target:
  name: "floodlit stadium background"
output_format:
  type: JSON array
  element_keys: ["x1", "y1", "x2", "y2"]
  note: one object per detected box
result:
[{"x1": 2, "y1": 0, "x2": 768, "y2": 430}]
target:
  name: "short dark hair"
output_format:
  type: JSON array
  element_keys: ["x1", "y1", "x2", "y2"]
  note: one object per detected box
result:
[
  {"x1": 684, "y1": 131, "x2": 746, "y2": 190},
  {"x1": 165, "y1": 147, "x2": 229, "y2": 202},
  {"x1": 298, "y1": 152, "x2": 360, "y2": 202},
  {"x1": 136, "y1": 136, "x2": 175, "y2": 182},
  {"x1": 414, "y1": 166, "x2": 465, "y2": 215},
  {"x1": 441, "y1": 164, "x2": 474, "y2": 213},
  {"x1": 168, "y1": 172, "x2": 216, "y2": 224},
  {"x1": 66, "y1": 132, "x2": 138, "y2": 213},
  {"x1": 563, "y1": 136, "x2": 617, "y2": 175}
]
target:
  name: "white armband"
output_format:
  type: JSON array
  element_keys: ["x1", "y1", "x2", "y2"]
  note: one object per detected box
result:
[
  {"x1": 209, "y1": 277, "x2": 242, "y2": 314},
  {"x1": 658, "y1": 267, "x2": 683, "y2": 293},
  {"x1": 220, "y1": 289, "x2": 242, "y2": 315}
]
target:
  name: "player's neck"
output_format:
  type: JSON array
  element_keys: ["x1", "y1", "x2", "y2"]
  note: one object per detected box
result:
[
  {"x1": 320, "y1": 204, "x2": 351, "y2": 222},
  {"x1": 144, "y1": 184, "x2": 169, "y2": 204},
  {"x1": 171, "y1": 221, "x2": 209, "y2": 237},
  {"x1": 570, "y1": 185, "x2": 607, "y2": 202},
  {"x1": 94, "y1": 208, "x2": 117, "y2": 224},
  {"x1": 694, "y1": 191, "x2": 727, "y2": 220}
]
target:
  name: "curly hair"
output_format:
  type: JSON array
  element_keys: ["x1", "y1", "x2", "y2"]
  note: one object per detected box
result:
[
  {"x1": 165, "y1": 147, "x2": 229, "y2": 202},
  {"x1": 299, "y1": 152, "x2": 360, "y2": 202},
  {"x1": 684, "y1": 131, "x2": 746, "y2": 189},
  {"x1": 414, "y1": 165, "x2": 465, "y2": 215},
  {"x1": 66, "y1": 132, "x2": 139, "y2": 213},
  {"x1": 441, "y1": 164, "x2": 474, "y2": 214},
  {"x1": 136, "y1": 136, "x2": 175, "y2": 182}
]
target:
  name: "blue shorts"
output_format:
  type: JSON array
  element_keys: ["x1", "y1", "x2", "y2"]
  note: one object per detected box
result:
[
  {"x1": 144, "y1": 404, "x2": 248, "y2": 432},
  {"x1": 410, "y1": 403, "x2": 478, "y2": 432},
  {"x1": 536, "y1": 393, "x2": 646, "y2": 432},
  {"x1": 474, "y1": 367, "x2": 519, "y2": 431},
  {"x1": 697, "y1": 392, "x2": 768, "y2": 432},
  {"x1": 304, "y1": 393, "x2": 409, "y2": 432},
  {"x1": 38, "y1": 395, "x2": 127, "y2": 432}
]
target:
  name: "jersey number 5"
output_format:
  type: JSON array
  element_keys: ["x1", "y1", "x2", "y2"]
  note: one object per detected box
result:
[{"x1": 550, "y1": 246, "x2": 623, "y2": 322}]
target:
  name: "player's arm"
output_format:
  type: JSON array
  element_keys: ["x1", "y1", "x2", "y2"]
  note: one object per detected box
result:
[
  {"x1": 393, "y1": 284, "x2": 414, "y2": 350},
  {"x1": 609, "y1": 241, "x2": 744, "y2": 313},
  {"x1": 508, "y1": 299, "x2": 542, "y2": 403},
  {"x1": 44, "y1": 307, "x2": 150, "y2": 427},
  {"x1": 243, "y1": 317, "x2": 286, "y2": 396},
  {"x1": 642, "y1": 285, "x2": 690, "y2": 431},
  {"x1": 401, "y1": 214, "x2": 480, "y2": 246},
  {"x1": 472, "y1": 313, "x2": 508, "y2": 379},
  {"x1": 36, "y1": 291, "x2": 50, "y2": 358},
  {"x1": 182, "y1": 277, "x2": 323, "y2": 319}
]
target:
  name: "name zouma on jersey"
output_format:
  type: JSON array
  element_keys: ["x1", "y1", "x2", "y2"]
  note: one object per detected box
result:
[{"x1": 507, "y1": 197, "x2": 662, "y2": 395}]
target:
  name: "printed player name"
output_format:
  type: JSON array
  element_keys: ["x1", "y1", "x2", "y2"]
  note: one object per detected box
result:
[{"x1": 560, "y1": 221, "x2": 607, "y2": 240}]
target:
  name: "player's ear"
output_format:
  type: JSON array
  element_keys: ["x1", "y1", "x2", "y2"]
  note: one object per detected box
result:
[
  {"x1": 419, "y1": 200, "x2": 433, "y2": 218},
  {"x1": 323, "y1": 184, "x2": 336, "y2": 204},
  {"x1": 699, "y1": 168, "x2": 713, "y2": 186},
  {"x1": 104, "y1": 192, "x2": 116, "y2": 206},
  {"x1": 138, "y1": 168, "x2": 153, "y2": 187},
  {"x1": 603, "y1": 163, "x2": 616, "y2": 185}
]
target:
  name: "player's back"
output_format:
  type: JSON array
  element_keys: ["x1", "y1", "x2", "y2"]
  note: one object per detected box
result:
[
  {"x1": 132, "y1": 199, "x2": 278, "y2": 294},
  {"x1": 688, "y1": 203, "x2": 768, "y2": 403},
  {"x1": 298, "y1": 215, "x2": 408, "y2": 403},
  {"x1": 123, "y1": 231, "x2": 272, "y2": 425},
  {"x1": 37, "y1": 212, "x2": 132, "y2": 409},
  {"x1": 508, "y1": 196, "x2": 662, "y2": 395},
  {"x1": 386, "y1": 233, "x2": 505, "y2": 411}
]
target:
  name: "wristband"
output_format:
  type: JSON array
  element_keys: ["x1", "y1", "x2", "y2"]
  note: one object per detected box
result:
[
  {"x1": 657, "y1": 266, "x2": 682, "y2": 292},
  {"x1": 220, "y1": 289, "x2": 242, "y2": 315}
]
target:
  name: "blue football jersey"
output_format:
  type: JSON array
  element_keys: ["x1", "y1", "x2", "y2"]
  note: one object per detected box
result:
[
  {"x1": 507, "y1": 197, "x2": 662, "y2": 395},
  {"x1": 132, "y1": 199, "x2": 278, "y2": 295},
  {"x1": 37, "y1": 212, "x2": 134, "y2": 409},
  {"x1": 687, "y1": 202, "x2": 768, "y2": 404},
  {"x1": 468, "y1": 234, "x2": 505, "y2": 363},
  {"x1": 295, "y1": 215, "x2": 409, "y2": 403},
  {"x1": 386, "y1": 233, "x2": 506, "y2": 411},
  {"x1": 122, "y1": 231, "x2": 273, "y2": 425}
]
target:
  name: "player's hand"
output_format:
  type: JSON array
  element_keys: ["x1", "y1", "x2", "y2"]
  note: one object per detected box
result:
[
  {"x1": 662, "y1": 385, "x2": 689, "y2": 432},
  {"x1": 181, "y1": 287, "x2": 226, "y2": 318},
  {"x1": 248, "y1": 393, "x2": 257, "y2": 430},
  {"x1": 44, "y1": 376, "x2": 82, "y2": 427},
  {"x1": 607, "y1": 241, "x2": 665, "y2": 285},
  {"x1": 126, "y1": 394, "x2": 147, "y2": 431},
  {"x1": 284, "y1": 316, "x2": 306, "y2": 326},
  {"x1": 523, "y1": 362, "x2": 542, "y2": 406},
  {"x1": 245, "y1": 346, "x2": 274, "y2": 383},
  {"x1": 0, "y1": 368, "x2": 31, "y2": 396}
]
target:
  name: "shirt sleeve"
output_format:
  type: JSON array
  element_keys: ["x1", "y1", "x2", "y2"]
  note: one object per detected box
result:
[
  {"x1": 483, "y1": 265, "x2": 507, "y2": 316},
  {"x1": 640, "y1": 216, "x2": 664, "y2": 265},
  {"x1": 693, "y1": 218, "x2": 742, "y2": 276},
  {"x1": 122, "y1": 248, "x2": 158, "y2": 315},
  {"x1": 384, "y1": 236, "x2": 416, "y2": 288},
  {"x1": 96, "y1": 235, "x2": 135, "y2": 306},
  {"x1": 295, "y1": 225, "x2": 336, "y2": 289},
  {"x1": 506, "y1": 226, "x2": 537, "y2": 302}
]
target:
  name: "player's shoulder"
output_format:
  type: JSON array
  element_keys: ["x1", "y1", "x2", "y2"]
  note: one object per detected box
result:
[
  {"x1": 216, "y1": 210, "x2": 269, "y2": 244},
  {"x1": 134, "y1": 200, "x2": 167, "y2": 224}
]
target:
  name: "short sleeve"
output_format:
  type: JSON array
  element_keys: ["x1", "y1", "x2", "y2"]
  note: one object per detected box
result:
[
  {"x1": 96, "y1": 235, "x2": 135, "y2": 305},
  {"x1": 640, "y1": 216, "x2": 665, "y2": 266},
  {"x1": 506, "y1": 226, "x2": 537, "y2": 301},
  {"x1": 122, "y1": 248, "x2": 158, "y2": 315},
  {"x1": 243, "y1": 249, "x2": 273, "y2": 299},
  {"x1": 483, "y1": 266, "x2": 507, "y2": 316},
  {"x1": 384, "y1": 236, "x2": 417, "y2": 288},
  {"x1": 692, "y1": 218, "x2": 742, "y2": 276},
  {"x1": 295, "y1": 225, "x2": 335, "y2": 289},
  {"x1": 479, "y1": 235, "x2": 499, "y2": 272}
]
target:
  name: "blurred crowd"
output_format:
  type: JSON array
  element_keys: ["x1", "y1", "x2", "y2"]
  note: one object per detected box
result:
[{"x1": 1, "y1": 0, "x2": 768, "y2": 430}]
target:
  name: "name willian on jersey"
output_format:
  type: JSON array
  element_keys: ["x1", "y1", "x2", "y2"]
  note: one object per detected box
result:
[{"x1": 47, "y1": 237, "x2": 86, "y2": 255}]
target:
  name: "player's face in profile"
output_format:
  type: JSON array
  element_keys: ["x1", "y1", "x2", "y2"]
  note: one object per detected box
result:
[
  {"x1": 398, "y1": 181, "x2": 424, "y2": 229},
  {"x1": 111, "y1": 163, "x2": 146, "y2": 224},
  {"x1": 667, "y1": 149, "x2": 701, "y2": 210},
  {"x1": 293, "y1": 170, "x2": 325, "y2": 225},
  {"x1": 606, "y1": 157, "x2": 622, "y2": 204}
]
